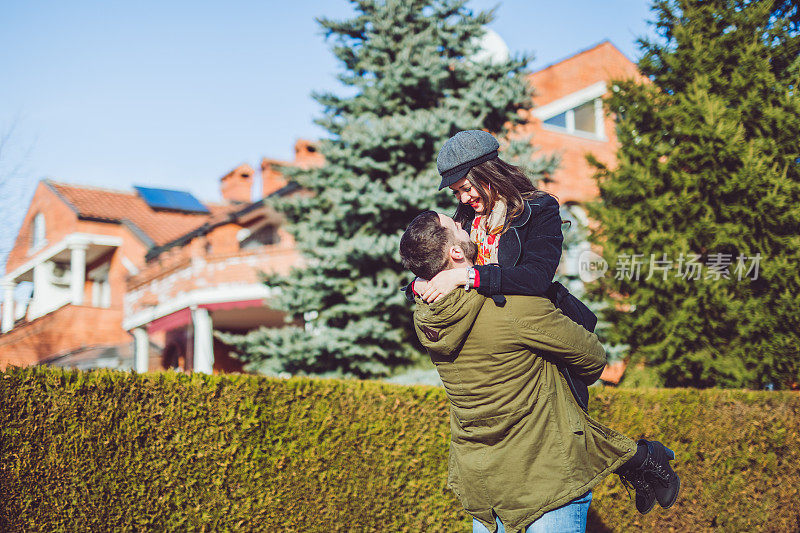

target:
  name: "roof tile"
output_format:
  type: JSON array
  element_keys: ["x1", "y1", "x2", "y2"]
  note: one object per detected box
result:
[{"x1": 48, "y1": 181, "x2": 237, "y2": 246}]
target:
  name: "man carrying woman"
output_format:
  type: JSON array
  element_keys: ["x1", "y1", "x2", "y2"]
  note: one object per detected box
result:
[{"x1": 399, "y1": 131, "x2": 681, "y2": 532}]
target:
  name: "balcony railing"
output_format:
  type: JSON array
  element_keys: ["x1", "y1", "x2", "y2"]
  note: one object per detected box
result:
[
  {"x1": 0, "y1": 304, "x2": 127, "y2": 368},
  {"x1": 127, "y1": 245, "x2": 298, "y2": 290}
]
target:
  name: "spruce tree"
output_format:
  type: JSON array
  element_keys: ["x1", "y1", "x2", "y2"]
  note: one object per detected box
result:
[
  {"x1": 588, "y1": 0, "x2": 800, "y2": 388},
  {"x1": 219, "y1": 0, "x2": 556, "y2": 378}
]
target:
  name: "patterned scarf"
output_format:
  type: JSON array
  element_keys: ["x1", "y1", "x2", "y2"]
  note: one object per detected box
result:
[{"x1": 470, "y1": 199, "x2": 507, "y2": 265}]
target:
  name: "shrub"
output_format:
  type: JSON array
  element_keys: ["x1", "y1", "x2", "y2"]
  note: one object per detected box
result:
[{"x1": 1, "y1": 366, "x2": 798, "y2": 532}]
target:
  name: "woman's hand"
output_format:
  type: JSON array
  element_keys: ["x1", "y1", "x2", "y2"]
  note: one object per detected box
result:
[
  {"x1": 412, "y1": 278, "x2": 429, "y2": 296},
  {"x1": 420, "y1": 268, "x2": 468, "y2": 303}
]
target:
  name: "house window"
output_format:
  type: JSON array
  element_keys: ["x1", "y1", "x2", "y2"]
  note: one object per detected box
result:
[
  {"x1": 543, "y1": 111, "x2": 567, "y2": 129},
  {"x1": 542, "y1": 97, "x2": 604, "y2": 138},
  {"x1": 573, "y1": 100, "x2": 597, "y2": 133},
  {"x1": 240, "y1": 225, "x2": 279, "y2": 250},
  {"x1": 31, "y1": 213, "x2": 46, "y2": 251}
]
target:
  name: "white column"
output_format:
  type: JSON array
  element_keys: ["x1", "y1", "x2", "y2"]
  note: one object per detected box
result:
[
  {"x1": 566, "y1": 107, "x2": 575, "y2": 133},
  {"x1": 1, "y1": 280, "x2": 16, "y2": 334},
  {"x1": 594, "y1": 97, "x2": 605, "y2": 138},
  {"x1": 69, "y1": 242, "x2": 88, "y2": 305},
  {"x1": 133, "y1": 328, "x2": 149, "y2": 373},
  {"x1": 192, "y1": 306, "x2": 214, "y2": 374}
]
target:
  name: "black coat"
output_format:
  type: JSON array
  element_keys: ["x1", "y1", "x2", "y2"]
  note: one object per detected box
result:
[
  {"x1": 458, "y1": 194, "x2": 599, "y2": 410},
  {"x1": 469, "y1": 194, "x2": 564, "y2": 297}
]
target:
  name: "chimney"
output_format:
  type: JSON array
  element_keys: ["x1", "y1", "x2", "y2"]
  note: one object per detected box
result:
[
  {"x1": 220, "y1": 164, "x2": 254, "y2": 204},
  {"x1": 260, "y1": 158, "x2": 289, "y2": 198},
  {"x1": 260, "y1": 139, "x2": 324, "y2": 198},
  {"x1": 293, "y1": 139, "x2": 324, "y2": 168}
]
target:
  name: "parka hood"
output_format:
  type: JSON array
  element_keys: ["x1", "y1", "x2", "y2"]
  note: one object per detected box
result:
[{"x1": 413, "y1": 287, "x2": 487, "y2": 361}]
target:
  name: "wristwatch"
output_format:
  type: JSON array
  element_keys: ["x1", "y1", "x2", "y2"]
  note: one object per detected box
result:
[{"x1": 465, "y1": 267, "x2": 476, "y2": 291}]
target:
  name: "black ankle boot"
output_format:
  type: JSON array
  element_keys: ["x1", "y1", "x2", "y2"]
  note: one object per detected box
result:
[
  {"x1": 638, "y1": 439, "x2": 681, "y2": 509},
  {"x1": 617, "y1": 462, "x2": 656, "y2": 514}
]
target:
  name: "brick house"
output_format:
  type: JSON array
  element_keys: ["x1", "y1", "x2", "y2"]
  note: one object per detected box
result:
[
  {"x1": 1, "y1": 41, "x2": 639, "y2": 378},
  {"x1": 521, "y1": 40, "x2": 644, "y2": 203},
  {"x1": 0, "y1": 140, "x2": 321, "y2": 372}
]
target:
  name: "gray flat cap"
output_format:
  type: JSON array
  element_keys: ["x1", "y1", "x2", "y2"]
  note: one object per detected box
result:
[{"x1": 436, "y1": 130, "x2": 500, "y2": 190}]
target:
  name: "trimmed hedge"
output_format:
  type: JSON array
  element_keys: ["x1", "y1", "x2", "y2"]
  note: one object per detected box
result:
[{"x1": 1, "y1": 367, "x2": 798, "y2": 532}]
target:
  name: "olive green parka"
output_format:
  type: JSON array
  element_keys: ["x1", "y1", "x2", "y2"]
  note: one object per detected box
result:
[{"x1": 413, "y1": 288, "x2": 635, "y2": 533}]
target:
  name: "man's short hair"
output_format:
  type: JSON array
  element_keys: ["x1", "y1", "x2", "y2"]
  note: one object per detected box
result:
[{"x1": 399, "y1": 210, "x2": 452, "y2": 280}]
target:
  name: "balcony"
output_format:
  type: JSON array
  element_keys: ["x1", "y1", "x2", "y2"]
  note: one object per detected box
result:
[
  {"x1": 2, "y1": 233, "x2": 121, "y2": 333},
  {"x1": 0, "y1": 304, "x2": 128, "y2": 369},
  {"x1": 124, "y1": 246, "x2": 300, "y2": 319}
]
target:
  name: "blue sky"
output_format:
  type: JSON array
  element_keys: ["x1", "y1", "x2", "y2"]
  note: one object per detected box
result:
[{"x1": 0, "y1": 0, "x2": 659, "y2": 270}]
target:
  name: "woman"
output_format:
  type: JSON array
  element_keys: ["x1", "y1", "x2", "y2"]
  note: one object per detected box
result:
[{"x1": 409, "y1": 130, "x2": 597, "y2": 409}]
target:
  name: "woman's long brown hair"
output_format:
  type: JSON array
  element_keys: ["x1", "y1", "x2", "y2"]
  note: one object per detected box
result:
[{"x1": 452, "y1": 157, "x2": 551, "y2": 232}]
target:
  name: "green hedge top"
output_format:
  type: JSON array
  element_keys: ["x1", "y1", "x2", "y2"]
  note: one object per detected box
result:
[{"x1": 1, "y1": 366, "x2": 799, "y2": 532}]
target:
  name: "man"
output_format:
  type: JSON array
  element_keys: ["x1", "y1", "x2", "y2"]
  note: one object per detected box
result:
[{"x1": 399, "y1": 211, "x2": 680, "y2": 533}]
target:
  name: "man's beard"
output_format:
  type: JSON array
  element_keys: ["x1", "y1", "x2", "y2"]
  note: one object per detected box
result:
[{"x1": 458, "y1": 238, "x2": 479, "y2": 264}]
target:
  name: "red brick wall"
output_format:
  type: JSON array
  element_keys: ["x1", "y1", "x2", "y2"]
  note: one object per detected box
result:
[
  {"x1": 529, "y1": 42, "x2": 642, "y2": 108},
  {"x1": 0, "y1": 305, "x2": 130, "y2": 369},
  {"x1": 517, "y1": 120, "x2": 612, "y2": 204},
  {"x1": 516, "y1": 42, "x2": 646, "y2": 204},
  {"x1": 6, "y1": 182, "x2": 79, "y2": 274},
  {"x1": 207, "y1": 224, "x2": 241, "y2": 255}
]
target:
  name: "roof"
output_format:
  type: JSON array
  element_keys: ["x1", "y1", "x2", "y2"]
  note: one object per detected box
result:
[
  {"x1": 144, "y1": 181, "x2": 300, "y2": 261},
  {"x1": 46, "y1": 180, "x2": 238, "y2": 247},
  {"x1": 527, "y1": 40, "x2": 643, "y2": 111},
  {"x1": 531, "y1": 40, "x2": 634, "y2": 76}
]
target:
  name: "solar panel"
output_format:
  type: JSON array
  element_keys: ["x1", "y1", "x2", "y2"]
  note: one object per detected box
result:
[{"x1": 134, "y1": 186, "x2": 210, "y2": 214}]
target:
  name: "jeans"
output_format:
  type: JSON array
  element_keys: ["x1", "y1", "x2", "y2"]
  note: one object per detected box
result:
[{"x1": 472, "y1": 491, "x2": 593, "y2": 533}]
